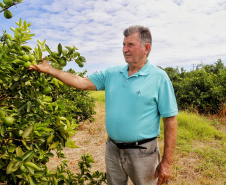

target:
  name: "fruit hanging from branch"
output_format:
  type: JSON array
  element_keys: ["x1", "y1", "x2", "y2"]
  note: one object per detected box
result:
[{"x1": 0, "y1": 0, "x2": 23, "y2": 19}]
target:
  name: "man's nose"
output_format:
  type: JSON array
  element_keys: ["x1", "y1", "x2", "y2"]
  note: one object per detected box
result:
[{"x1": 123, "y1": 46, "x2": 129, "y2": 53}]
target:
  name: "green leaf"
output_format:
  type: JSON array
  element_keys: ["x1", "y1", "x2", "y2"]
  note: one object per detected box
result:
[
  {"x1": 19, "y1": 18, "x2": 22, "y2": 27},
  {"x1": 58, "y1": 43, "x2": 62, "y2": 56},
  {"x1": 0, "y1": 160, "x2": 5, "y2": 169},
  {"x1": 18, "y1": 102, "x2": 27, "y2": 112},
  {"x1": 24, "y1": 162, "x2": 40, "y2": 170},
  {"x1": 46, "y1": 134, "x2": 54, "y2": 145},
  {"x1": 16, "y1": 146, "x2": 24, "y2": 157},
  {"x1": 34, "y1": 171, "x2": 45, "y2": 177},
  {"x1": 6, "y1": 161, "x2": 14, "y2": 174},
  {"x1": 42, "y1": 39, "x2": 46, "y2": 46},
  {"x1": 29, "y1": 176, "x2": 37, "y2": 185},
  {"x1": 24, "y1": 20, "x2": 28, "y2": 30},
  {"x1": 13, "y1": 156, "x2": 23, "y2": 162},
  {"x1": 11, "y1": 162, "x2": 20, "y2": 172},
  {"x1": 27, "y1": 101, "x2": 32, "y2": 113},
  {"x1": 49, "y1": 141, "x2": 59, "y2": 150},
  {"x1": 26, "y1": 165, "x2": 34, "y2": 175},
  {"x1": 8, "y1": 144, "x2": 17, "y2": 153},
  {"x1": 0, "y1": 125, "x2": 6, "y2": 136},
  {"x1": 37, "y1": 39, "x2": 42, "y2": 45},
  {"x1": 22, "y1": 150, "x2": 33, "y2": 161},
  {"x1": 52, "y1": 177, "x2": 57, "y2": 185},
  {"x1": 22, "y1": 125, "x2": 33, "y2": 138},
  {"x1": 10, "y1": 81, "x2": 20, "y2": 90},
  {"x1": 38, "y1": 45, "x2": 42, "y2": 59},
  {"x1": 34, "y1": 47, "x2": 39, "y2": 59},
  {"x1": 45, "y1": 152, "x2": 54, "y2": 158},
  {"x1": 45, "y1": 44, "x2": 52, "y2": 55}
]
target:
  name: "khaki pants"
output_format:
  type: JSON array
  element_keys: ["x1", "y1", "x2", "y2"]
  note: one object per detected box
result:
[{"x1": 105, "y1": 137, "x2": 160, "y2": 185}]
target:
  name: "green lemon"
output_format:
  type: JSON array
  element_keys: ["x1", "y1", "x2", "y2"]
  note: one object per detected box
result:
[
  {"x1": 24, "y1": 61, "x2": 31, "y2": 68},
  {"x1": 3, "y1": 0, "x2": 13, "y2": 6},
  {"x1": 78, "y1": 62, "x2": 84, "y2": 68},
  {"x1": 4, "y1": 10, "x2": 13, "y2": 19},
  {"x1": 51, "y1": 51, "x2": 58, "y2": 58},
  {"x1": 20, "y1": 165, "x2": 25, "y2": 172},
  {"x1": 58, "y1": 59, "x2": 67, "y2": 67},
  {"x1": 43, "y1": 87, "x2": 52, "y2": 94},
  {"x1": 3, "y1": 117, "x2": 14, "y2": 126},
  {"x1": 22, "y1": 54, "x2": 29, "y2": 61},
  {"x1": 31, "y1": 60, "x2": 37, "y2": 65},
  {"x1": 29, "y1": 54, "x2": 35, "y2": 61},
  {"x1": 19, "y1": 50, "x2": 25, "y2": 55}
]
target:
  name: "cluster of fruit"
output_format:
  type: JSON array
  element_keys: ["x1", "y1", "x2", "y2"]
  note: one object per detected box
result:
[
  {"x1": 0, "y1": 0, "x2": 23, "y2": 19},
  {"x1": 0, "y1": 32, "x2": 36, "y2": 70},
  {"x1": 21, "y1": 54, "x2": 36, "y2": 68}
]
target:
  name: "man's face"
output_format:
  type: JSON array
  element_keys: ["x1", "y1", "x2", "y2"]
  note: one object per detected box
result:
[{"x1": 123, "y1": 32, "x2": 147, "y2": 64}]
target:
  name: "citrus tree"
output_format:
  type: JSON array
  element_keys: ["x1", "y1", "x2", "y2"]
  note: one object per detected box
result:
[
  {"x1": 163, "y1": 60, "x2": 226, "y2": 114},
  {"x1": 0, "y1": 19, "x2": 106, "y2": 184}
]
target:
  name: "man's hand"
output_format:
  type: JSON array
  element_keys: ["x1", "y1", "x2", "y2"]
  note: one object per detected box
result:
[
  {"x1": 28, "y1": 60, "x2": 52, "y2": 74},
  {"x1": 154, "y1": 161, "x2": 172, "y2": 185},
  {"x1": 155, "y1": 116, "x2": 177, "y2": 185},
  {"x1": 28, "y1": 59, "x2": 96, "y2": 91}
]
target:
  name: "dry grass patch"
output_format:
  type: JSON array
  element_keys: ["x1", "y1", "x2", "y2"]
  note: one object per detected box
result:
[{"x1": 48, "y1": 102, "x2": 107, "y2": 174}]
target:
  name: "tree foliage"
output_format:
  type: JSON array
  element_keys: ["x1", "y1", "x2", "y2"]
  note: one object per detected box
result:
[
  {"x1": 0, "y1": 19, "x2": 106, "y2": 184},
  {"x1": 163, "y1": 59, "x2": 226, "y2": 114}
]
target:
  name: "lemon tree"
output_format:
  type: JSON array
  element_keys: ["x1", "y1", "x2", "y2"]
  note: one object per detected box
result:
[{"x1": 0, "y1": 19, "x2": 106, "y2": 184}]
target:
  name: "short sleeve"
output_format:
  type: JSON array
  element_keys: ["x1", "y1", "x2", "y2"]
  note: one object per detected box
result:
[
  {"x1": 88, "y1": 70, "x2": 107, "y2": 91},
  {"x1": 158, "y1": 79, "x2": 178, "y2": 117}
]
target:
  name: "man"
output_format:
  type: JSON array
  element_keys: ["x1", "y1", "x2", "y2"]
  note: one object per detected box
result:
[{"x1": 29, "y1": 25, "x2": 178, "y2": 185}]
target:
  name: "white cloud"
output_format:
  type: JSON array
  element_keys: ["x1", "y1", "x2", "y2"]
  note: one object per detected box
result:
[{"x1": 1, "y1": 0, "x2": 226, "y2": 74}]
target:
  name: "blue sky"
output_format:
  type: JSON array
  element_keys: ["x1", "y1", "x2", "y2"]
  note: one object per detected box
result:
[{"x1": 1, "y1": 0, "x2": 226, "y2": 75}]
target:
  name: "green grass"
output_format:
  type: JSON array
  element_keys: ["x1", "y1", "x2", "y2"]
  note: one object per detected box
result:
[
  {"x1": 170, "y1": 111, "x2": 226, "y2": 182},
  {"x1": 89, "y1": 91, "x2": 105, "y2": 104}
]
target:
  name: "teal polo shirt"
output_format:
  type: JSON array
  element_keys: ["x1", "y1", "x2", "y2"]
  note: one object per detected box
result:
[{"x1": 88, "y1": 61, "x2": 178, "y2": 142}]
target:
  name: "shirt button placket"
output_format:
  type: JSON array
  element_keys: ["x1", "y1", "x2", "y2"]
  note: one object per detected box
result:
[{"x1": 123, "y1": 79, "x2": 129, "y2": 88}]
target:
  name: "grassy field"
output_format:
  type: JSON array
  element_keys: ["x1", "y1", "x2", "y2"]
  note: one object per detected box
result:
[{"x1": 89, "y1": 91, "x2": 226, "y2": 185}]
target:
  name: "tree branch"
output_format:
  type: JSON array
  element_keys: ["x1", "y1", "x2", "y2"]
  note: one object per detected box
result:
[{"x1": 0, "y1": 2, "x2": 18, "y2": 13}]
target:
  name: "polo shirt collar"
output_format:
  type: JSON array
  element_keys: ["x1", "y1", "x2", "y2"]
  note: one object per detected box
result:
[{"x1": 120, "y1": 60, "x2": 151, "y2": 78}]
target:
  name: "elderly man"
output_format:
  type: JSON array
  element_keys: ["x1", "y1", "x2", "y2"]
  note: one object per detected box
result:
[{"x1": 29, "y1": 25, "x2": 178, "y2": 185}]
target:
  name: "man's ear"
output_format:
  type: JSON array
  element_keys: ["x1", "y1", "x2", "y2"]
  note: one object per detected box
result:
[{"x1": 145, "y1": 43, "x2": 151, "y2": 54}]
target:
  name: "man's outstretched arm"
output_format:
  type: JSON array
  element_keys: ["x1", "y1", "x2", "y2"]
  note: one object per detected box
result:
[
  {"x1": 28, "y1": 60, "x2": 97, "y2": 91},
  {"x1": 154, "y1": 116, "x2": 177, "y2": 185}
]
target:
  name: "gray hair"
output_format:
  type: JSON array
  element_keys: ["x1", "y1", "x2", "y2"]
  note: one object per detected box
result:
[{"x1": 123, "y1": 25, "x2": 152, "y2": 56}]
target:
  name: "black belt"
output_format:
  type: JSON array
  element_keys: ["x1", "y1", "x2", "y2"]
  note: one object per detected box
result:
[{"x1": 109, "y1": 137, "x2": 157, "y2": 149}]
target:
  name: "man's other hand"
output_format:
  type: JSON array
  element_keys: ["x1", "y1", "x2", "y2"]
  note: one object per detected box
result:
[{"x1": 154, "y1": 161, "x2": 172, "y2": 185}]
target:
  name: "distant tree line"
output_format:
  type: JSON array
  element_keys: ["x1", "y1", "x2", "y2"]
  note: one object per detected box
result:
[{"x1": 161, "y1": 59, "x2": 226, "y2": 114}]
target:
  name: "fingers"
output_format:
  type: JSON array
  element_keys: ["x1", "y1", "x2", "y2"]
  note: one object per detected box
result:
[
  {"x1": 154, "y1": 166, "x2": 159, "y2": 179},
  {"x1": 27, "y1": 64, "x2": 38, "y2": 71},
  {"x1": 155, "y1": 163, "x2": 171, "y2": 185},
  {"x1": 157, "y1": 176, "x2": 166, "y2": 185},
  {"x1": 157, "y1": 177, "x2": 169, "y2": 185}
]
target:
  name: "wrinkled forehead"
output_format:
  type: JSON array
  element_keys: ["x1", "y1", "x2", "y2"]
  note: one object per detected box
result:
[{"x1": 123, "y1": 32, "x2": 141, "y2": 43}]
